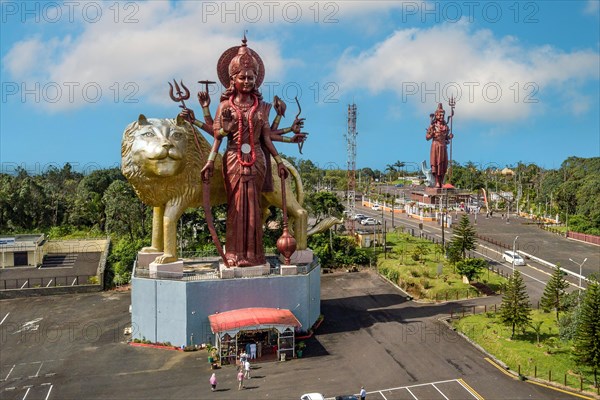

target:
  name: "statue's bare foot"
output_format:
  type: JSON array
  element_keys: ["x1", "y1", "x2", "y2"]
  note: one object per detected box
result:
[
  {"x1": 155, "y1": 254, "x2": 177, "y2": 264},
  {"x1": 141, "y1": 246, "x2": 162, "y2": 253},
  {"x1": 226, "y1": 259, "x2": 236, "y2": 267}
]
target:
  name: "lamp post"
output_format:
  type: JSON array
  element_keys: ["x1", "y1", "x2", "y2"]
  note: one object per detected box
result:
[
  {"x1": 512, "y1": 236, "x2": 519, "y2": 274},
  {"x1": 569, "y1": 257, "x2": 587, "y2": 295}
]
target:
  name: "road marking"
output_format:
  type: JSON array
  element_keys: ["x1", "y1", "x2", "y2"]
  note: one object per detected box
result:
[
  {"x1": 484, "y1": 357, "x2": 516, "y2": 379},
  {"x1": 44, "y1": 384, "x2": 54, "y2": 400},
  {"x1": 22, "y1": 386, "x2": 31, "y2": 399},
  {"x1": 473, "y1": 249, "x2": 547, "y2": 285},
  {"x1": 13, "y1": 318, "x2": 43, "y2": 334},
  {"x1": 20, "y1": 281, "x2": 28, "y2": 289},
  {"x1": 4, "y1": 364, "x2": 16, "y2": 380},
  {"x1": 46, "y1": 280, "x2": 53, "y2": 287},
  {"x1": 526, "y1": 379, "x2": 594, "y2": 400},
  {"x1": 71, "y1": 278, "x2": 77, "y2": 286},
  {"x1": 457, "y1": 378, "x2": 484, "y2": 400},
  {"x1": 0, "y1": 312, "x2": 9, "y2": 325},
  {"x1": 33, "y1": 362, "x2": 43, "y2": 378},
  {"x1": 405, "y1": 387, "x2": 418, "y2": 399},
  {"x1": 432, "y1": 383, "x2": 450, "y2": 399},
  {"x1": 377, "y1": 390, "x2": 388, "y2": 400}
]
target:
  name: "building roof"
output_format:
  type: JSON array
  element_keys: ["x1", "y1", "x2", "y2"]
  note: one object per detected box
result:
[{"x1": 208, "y1": 307, "x2": 301, "y2": 335}]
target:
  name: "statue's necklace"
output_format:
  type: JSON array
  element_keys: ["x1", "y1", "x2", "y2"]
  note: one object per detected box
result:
[{"x1": 229, "y1": 95, "x2": 258, "y2": 167}]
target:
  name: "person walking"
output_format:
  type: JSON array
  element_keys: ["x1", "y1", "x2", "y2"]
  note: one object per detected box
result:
[
  {"x1": 237, "y1": 368, "x2": 245, "y2": 390},
  {"x1": 360, "y1": 386, "x2": 366, "y2": 400},
  {"x1": 244, "y1": 359, "x2": 251, "y2": 379},
  {"x1": 209, "y1": 373, "x2": 217, "y2": 392}
]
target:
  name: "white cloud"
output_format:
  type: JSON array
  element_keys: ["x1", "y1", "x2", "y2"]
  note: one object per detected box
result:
[
  {"x1": 334, "y1": 22, "x2": 599, "y2": 122},
  {"x1": 1, "y1": 2, "x2": 292, "y2": 111}
]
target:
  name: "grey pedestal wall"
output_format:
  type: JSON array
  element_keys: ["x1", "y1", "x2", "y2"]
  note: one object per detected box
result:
[{"x1": 131, "y1": 265, "x2": 321, "y2": 347}]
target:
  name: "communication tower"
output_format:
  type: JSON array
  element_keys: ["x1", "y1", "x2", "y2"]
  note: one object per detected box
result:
[{"x1": 345, "y1": 103, "x2": 357, "y2": 235}]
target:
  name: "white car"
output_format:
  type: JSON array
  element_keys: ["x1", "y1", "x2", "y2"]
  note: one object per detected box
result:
[
  {"x1": 360, "y1": 217, "x2": 381, "y2": 225},
  {"x1": 352, "y1": 214, "x2": 366, "y2": 221},
  {"x1": 371, "y1": 204, "x2": 382, "y2": 211},
  {"x1": 301, "y1": 394, "x2": 325, "y2": 400},
  {"x1": 502, "y1": 250, "x2": 525, "y2": 266}
]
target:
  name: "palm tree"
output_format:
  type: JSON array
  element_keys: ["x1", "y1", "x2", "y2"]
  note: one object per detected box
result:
[
  {"x1": 393, "y1": 161, "x2": 406, "y2": 177},
  {"x1": 385, "y1": 164, "x2": 397, "y2": 182}
]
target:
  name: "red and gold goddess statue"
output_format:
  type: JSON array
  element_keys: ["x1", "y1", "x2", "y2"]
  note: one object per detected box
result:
[
  {"x1": 426, "y1": 102, "x2": 455, "y2": 188},
  {"x1": 200, "y1": 37, "x2": 304, "y2": 267}
]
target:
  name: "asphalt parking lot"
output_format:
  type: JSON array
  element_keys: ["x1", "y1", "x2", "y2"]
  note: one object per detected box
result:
[{"x1": 0, "y1": 270, "x2": 588, "y2": 399}]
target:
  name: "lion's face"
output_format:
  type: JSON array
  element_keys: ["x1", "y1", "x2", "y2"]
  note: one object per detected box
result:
[{"x1": 129, "y1": 116, "x2": 188, "y2": 177}]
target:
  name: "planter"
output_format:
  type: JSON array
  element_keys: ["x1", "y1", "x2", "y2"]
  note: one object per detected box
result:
[
  {"x1": 208, "y1": 356, "x2": 214, "y2": 363},
  {"x1": 296, "y1": 350, "x2": 303, "y2": 358}
]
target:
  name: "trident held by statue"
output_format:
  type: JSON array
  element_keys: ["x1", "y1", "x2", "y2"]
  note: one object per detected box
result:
[
  {"x1": 168, "y1": 79, "x2": 191, "y2": 113},
  {"x1": 448, "y1": 95, "x2": 456, "y2": 183}
]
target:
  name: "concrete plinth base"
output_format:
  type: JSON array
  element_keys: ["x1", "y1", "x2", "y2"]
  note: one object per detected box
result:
[
  {"x1": 149, "y1": 260, "x2": 184, "y2": 279},
  {"x1": 131, "y1": 257, "x2": 321, "y2": 347},
  {"x1": 219, "y1": 262, "x2": 271, "y2": 279},
  {"x1": 280, "y1": 265, "x2": 298, "y2": 275},
  {"x1": 137, "y1": 252, "x2": 163, "y2": 268},
  {"x1": 280, "y1": 249, "x2": 314, "y2": 265}
]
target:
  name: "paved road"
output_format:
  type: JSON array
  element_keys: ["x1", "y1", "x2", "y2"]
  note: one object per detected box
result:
[
  {"x1": 0, "y1": 271, "x2": 590, "y2": 400},
  {"x1": 353, "y1": 203, "x2": 599, "y2": 299}
]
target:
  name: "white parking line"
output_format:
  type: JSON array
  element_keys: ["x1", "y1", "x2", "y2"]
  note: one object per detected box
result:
[
  {"x1": 432, "y1": 383, "x2": 450, "y2": 399},
  {"x1": 20, "y1": 281, "x2": 28, "y2": 289},
  {"x1": 44, "y1": 384, "x2": 54, "y2": 400},
  {"x1": 363, "y1": 379, "x2": 483, "y2": 400},
  {"x1": 22, "y1": 386, "x2": 31, "y2": 399},
  {"x1": 0, "y1": 312, "x2": 9, "y2": 325},
  {"x1": 4, "y1": 364, "x2": 15, "y2": 380},
  {"x1": 32, "y1": 362, "x2": 44, "y2": 378},
  {"x1": 71, "y1": 278, "x2": 77, "y2": 286},
  {"x1": 405, "y1": 387, "x2": 418, "y2": 399},
  {"x1": 46, "y1": 280, "x2": 53, "y2": 287}
]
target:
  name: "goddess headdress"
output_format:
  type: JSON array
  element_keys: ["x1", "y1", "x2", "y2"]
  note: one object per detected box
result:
[{"x1": 217, "y1": 35, "x2": 265, "y2": 88}]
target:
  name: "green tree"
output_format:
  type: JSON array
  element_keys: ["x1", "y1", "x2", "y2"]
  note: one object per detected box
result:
[
  {"x1": 305, "y1": 191, "x2": 344, "y2": 224},
  {"x1": 573, "y1": 278, "x2": 600, "y2": 387},
  {"x1": 455, "y1": 258, "x2": 487, "y2": 282},
  {"x1": 500, "y1": 270, "x2": 532, "y2": 338},
  {"x1": 448, "y1": 215, "x2": 477, "y2": 260},
  {"x1": 540, "y1": 265, "x2": 570, "y2": 321},
  {"x1": 103, "y1": 181, "x2": 148, "y2": 241}
]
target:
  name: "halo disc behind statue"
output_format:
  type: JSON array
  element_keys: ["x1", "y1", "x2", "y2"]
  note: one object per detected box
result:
[{"x1": 217, "y1": 46, "x2": 265, "y2": 89}]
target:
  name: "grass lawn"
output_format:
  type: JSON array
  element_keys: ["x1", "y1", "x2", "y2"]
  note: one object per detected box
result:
[
  {"x1": 452, "y1": 310, "x2": 599, "y2": 394},
  {"x1": 377, "y1": 232, "x2": 506, "y2": 301}
]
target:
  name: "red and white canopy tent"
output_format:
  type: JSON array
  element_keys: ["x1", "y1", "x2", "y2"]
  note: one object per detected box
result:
[{"x1": 208, "y1": 307, "x2": 301, "y2": 362}]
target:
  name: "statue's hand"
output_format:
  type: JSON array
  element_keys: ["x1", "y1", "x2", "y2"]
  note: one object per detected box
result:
[
  {"x1": 291, "y1": 118, "x2": 305, "y2": 134},
  {"x1": 221, "y1": 108, "x2": 235, "y2": 133},
  {"x1": 290, "y1": 133, "x2": 307, "y2": 143},
  {"x1": 277, "y1": 163, "x2": 289, "y2": 179},
  {"x1": 198, "y1": 91, "x2": 210, "y2": 108},
  {"x1": 179, "y1": 107, "x2": 195, "y2": 123},
  {"x1": 274, "y1": 95, "x2": 287, "y2": 117},
  {"x1": 201, "y1": 161, "x2": 214, "y2": 183}
]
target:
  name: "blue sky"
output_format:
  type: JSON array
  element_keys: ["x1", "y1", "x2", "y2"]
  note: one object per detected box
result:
[{"x1": 1, "y1": 0, "x2": 599, "y2": 176}]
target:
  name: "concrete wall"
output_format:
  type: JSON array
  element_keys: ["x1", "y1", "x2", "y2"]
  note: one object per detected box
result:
[{"x1": 132, "y1": 265, "x2": 321, "y2": 347}]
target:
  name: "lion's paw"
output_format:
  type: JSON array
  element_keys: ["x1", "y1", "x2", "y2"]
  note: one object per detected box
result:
[{"x1": 155, "y1": 254, "x2": 177, "y2": 264}]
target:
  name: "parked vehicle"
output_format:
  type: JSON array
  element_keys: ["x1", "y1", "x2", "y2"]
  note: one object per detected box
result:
[
  {"x1": 301, "y1": 394, "x2": 325, "y2": 400},
  {"x1": 335, "y1": 395, "x2": 359, "y2": 400},
  {"x1": 352, "y1": 214, "x2": 366, "y2": 221},
  {"x1": 360, "y1": 217, "x2": 381, "y2": 225},
  {"x1": 502, "y1": 250, "x2": 525, "y2": 266},
  {"x1": 371, "y1": 204, "x2": 381, "y2": 211}
]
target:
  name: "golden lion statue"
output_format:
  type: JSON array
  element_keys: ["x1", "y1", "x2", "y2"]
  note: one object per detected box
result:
[{"x1": 121, "y1": 115, "x2": 307, "y2": 264}]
